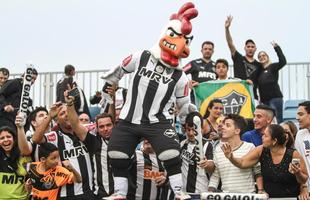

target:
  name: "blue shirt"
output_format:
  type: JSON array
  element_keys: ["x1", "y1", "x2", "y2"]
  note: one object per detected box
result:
[{"x1": 241, "y1": 130, "x2": 262, "y2": 147}]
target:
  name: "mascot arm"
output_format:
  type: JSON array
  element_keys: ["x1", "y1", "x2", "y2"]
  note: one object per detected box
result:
[
  {"x1": 175, "y1": 74, "x2": 197, "y2": 124},
  {"x1": 101, "y1": 51, "x2": 142, "y2": 84},
  {"x1": 177, "y1": 97, "x2": 197, "y2": 125}
]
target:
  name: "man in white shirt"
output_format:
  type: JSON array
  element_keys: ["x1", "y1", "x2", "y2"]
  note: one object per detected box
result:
[
  {"x1": 208, "y1": 114, "x2": 263, "y2": 193},
  {"x1": 294, "y1": 101, "x2": 310, "y2": 196}
]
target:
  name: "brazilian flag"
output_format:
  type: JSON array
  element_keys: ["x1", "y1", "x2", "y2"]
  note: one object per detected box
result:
[{"x1": 194, "y1": 79, "x2": 255, "y2": 119}]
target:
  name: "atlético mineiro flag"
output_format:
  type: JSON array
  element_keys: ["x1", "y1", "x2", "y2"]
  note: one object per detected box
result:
[{"x1": 194, "y1": 79, "x2": 255, "y2": 119}]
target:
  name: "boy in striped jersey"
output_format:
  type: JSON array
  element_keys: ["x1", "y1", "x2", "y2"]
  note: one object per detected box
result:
[
  {"x1": 181, "y1": 112, "x2": 214, "y2": 193},
  {"x1": 127, "y1": 139, "x2": 171, "y2": 200},
  {"x1": 208, "y1": 114, "x2": 264, "y2": 193}
]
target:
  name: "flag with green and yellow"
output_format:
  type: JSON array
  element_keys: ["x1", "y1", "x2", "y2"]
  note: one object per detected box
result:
[{"x1": 194, "y1": 79, "x2": 255, "y2": 119}]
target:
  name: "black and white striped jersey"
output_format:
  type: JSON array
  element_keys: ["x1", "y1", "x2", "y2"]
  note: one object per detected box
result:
[
  {"x1": 127, "y1": 150, "x2": 170, "y2": 200},
  {"x1": 45, "y1": 130, "x2": 93, "y2": 198},
  {"x1": 119, "y1": 50, "x2": 189, "y2": 124},
  {"x1": 180, "y1": 139, "x2": 213, "y2": 193},
  {"x1": 83, "y1": 132, "x2": 114, "y2": 198}
]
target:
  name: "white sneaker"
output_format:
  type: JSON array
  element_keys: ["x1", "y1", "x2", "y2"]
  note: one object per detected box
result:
[
  {"x1": 102, "y1": 193, "x2": 126, "y2": 200},
  {"x1": 175, "y1": 191, "x2": 191, "y2": 200}
]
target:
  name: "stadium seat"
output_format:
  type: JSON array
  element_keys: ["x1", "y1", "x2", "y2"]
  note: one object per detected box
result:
[
  {"x1": 283, "y1": 99, "x2": 306, "y2": 122},
  {"x1": 89, "y1": 106, "x2": 101, "y2": 121}
]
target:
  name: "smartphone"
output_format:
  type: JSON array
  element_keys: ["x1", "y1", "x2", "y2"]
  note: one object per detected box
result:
[
  {"x1": 292, "y1": 158, "x2": 300, "y2": 165},
  {"x1": 102, "y1": 82, "x2": 112, "y2": 93},
  {"x1": 68, "y1": 87, "x2": 80, "y2": 97}
]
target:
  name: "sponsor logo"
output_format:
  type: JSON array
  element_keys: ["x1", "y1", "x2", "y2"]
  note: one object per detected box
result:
[
  {"x1": 43, "y1": 181, "x2": 54, "y2": 189},
  {"x1": 63, "y1": 145, "x2": 88, "y2": 159},
  {"x1": 155, "y1": 65, "x2": 164, "y2": 73},
  {"x1": 47, "y1": 133, "x2": 56, "y2": 142},
  {"x1": 144, "y1": 169, "x2": 164, "y2": 180},
  {"x1": 164, "y1": 129, "x2": 176, "y2": 138},
  {"x1": 138, "y1": 66, "x2": 173, "y2": 84},
  {"x1": 198, "y1": 71, "x2": 216, "y2": 79},
  {"x1": 180, "y1": 149, "x2": 195, "y2": 165},
  {"x1": 219, "y1": 90, "x2": 246, "y2": 115},
  {"x1": 1, "y1": 174, "x2": 25, "y2": 184}
]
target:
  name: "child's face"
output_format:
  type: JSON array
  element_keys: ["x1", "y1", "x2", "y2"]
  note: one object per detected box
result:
[
  {"x1": 45, "y1": 151, "x2": 60, "y2": 169},
  {"x1": 185, "y1": 124, "x2": 196, "y2": 142}
]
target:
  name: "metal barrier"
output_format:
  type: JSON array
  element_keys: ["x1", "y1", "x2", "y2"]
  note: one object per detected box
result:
[{"x1": 10, "y1": 62, "x2": 310, "y2": 108}]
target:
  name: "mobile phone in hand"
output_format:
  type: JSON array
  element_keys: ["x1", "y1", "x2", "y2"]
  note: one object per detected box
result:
[
  {"x1": 292, "y1": 158, "x2": 300, "y2": 166},
  {"x1": 68, "y1": 87, "x2": 80, "y2": 97}
]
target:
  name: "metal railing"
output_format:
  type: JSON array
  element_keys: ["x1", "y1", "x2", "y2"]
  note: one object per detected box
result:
[{"x1": 10, "y1": 62, "x2": 309, "y2": 108}]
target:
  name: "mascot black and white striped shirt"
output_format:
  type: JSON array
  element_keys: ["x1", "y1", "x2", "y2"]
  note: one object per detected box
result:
[{"x1": 118, "y1": 50, "x2": 189, "y2": 124}]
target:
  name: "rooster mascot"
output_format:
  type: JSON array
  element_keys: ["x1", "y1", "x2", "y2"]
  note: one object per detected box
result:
[{"x1": 101, "y1": 3, "x2": 198, "y2": 199}]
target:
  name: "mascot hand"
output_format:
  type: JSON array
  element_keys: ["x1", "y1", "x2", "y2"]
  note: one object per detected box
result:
[
  {"x1": 179, "y1": 103, "x2": 197, "y2": 125},
  {"x1": 100, "y1": 65, "x2": 125, "y2": 84},
  {"x1": 188, "y1": 103, "x2": 197, "y2": 113},
  {"x1": 101, "y1": 82, "x2": 114, "y2": 104}
]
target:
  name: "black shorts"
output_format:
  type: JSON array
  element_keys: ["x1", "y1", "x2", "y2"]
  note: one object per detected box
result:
[{"x1": 108, "y1": 120, "x2": 180, "y2": 158}]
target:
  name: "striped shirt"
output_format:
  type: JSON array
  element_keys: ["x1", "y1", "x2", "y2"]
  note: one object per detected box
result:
[
  {"x1": 84, "y1": 132, "x2": 114, "y2": 198},
  {"x1": 45, "y1": 131, "x2": 93, "y2": 198},
  {"x1": 180, "y1": 139, "x2": 213, "y2": 193},
  {"x1": 127, "y1": 150, "x2": 170, "y2": 200},
  {"x1": 118, "y1": 50, "x2": 189, "y2": 124},
  {"x1": 209, "y1": 141, "x2": 261, "y2": 193}
]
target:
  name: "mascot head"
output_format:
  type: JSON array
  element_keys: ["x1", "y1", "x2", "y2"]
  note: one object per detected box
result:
[{"x1": 151, "y1": 2, "x2": 198, "y2": 69}]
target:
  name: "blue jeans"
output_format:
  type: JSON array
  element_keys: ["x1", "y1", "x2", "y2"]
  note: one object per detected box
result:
[{"x1": 264, "y1": 97, "x2": 283, "y2": 123}]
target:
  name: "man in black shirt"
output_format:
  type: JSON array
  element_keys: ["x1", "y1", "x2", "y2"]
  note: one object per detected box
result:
[
  {"x1": 225, "y1": 15, "x2": 261, "y2": 99},
  {"x1": 183, "y1": 41, "x2": 217, "y2": 103},
  {"x1": 183, "y1": 41, "x2": 217, "y2": 87},
  {"x1": 0, "y1": 69, "x2": 37, "y2": 131}
]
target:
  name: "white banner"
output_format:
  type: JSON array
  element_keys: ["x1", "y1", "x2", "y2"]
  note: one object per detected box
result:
[
  {"x1": 19, "y1": 66, "x2": 33, "y2": 114},
  {"x1": 199, "y1": 192, "x2": 268, "y2": 200}
]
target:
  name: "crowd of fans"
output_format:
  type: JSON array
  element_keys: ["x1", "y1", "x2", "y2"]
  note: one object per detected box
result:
[{"x1": 0, "y1": 15, "x2": 309, "y2": 200}]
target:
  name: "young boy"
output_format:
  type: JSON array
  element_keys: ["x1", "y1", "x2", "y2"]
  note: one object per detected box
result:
[
  {"x1": 181, "y1": 112, "x2": 214, "y2": 193},
  {"x1": 27, "y1": 143, "x2": 82, "y2": 200}
]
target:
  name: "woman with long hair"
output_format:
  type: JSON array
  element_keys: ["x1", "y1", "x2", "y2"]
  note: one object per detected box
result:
[
  {"x1": 0, "y1": 126, "x2": 31, "y2": 200},
  {"x1": 281, "y1": 120, "x2": 298, "y2": 148},
  {"x1": 221, "y1": 124, "x2": 308, "y2": 198},
  {"x1": 257, "y1": 41, "x2": 286, "y2": 123},
  {"x1": 202, "y1": 99, "x2": 224, "y2": 141}
]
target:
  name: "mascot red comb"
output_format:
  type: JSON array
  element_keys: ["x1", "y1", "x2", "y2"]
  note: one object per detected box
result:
[{"x1": 102, "y1": 3, "x2": 198, "y2": 200}]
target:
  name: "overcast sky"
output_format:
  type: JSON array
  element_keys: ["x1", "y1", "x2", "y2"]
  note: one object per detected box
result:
[{"x1": 1, "y1": 0, "x2": 309, "y2": 74}]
